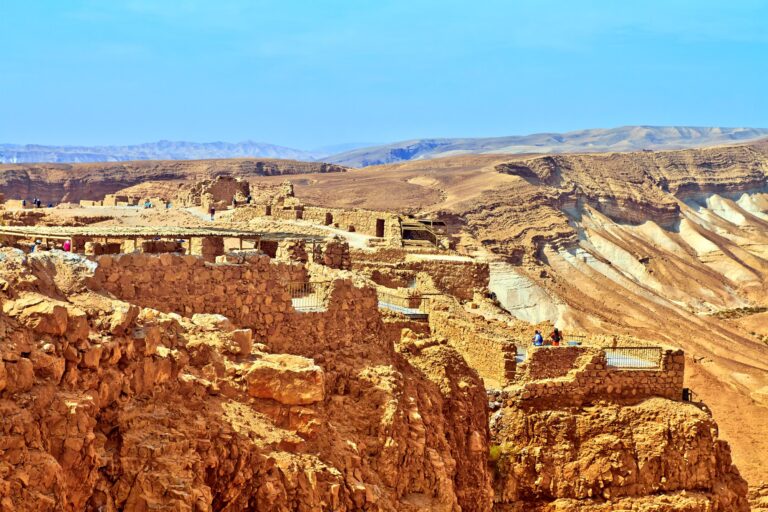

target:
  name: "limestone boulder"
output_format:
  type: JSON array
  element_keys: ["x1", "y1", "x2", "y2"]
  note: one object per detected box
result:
[
  {"x1": 245, "y1": 354, "x2": 325, "y2": 405},
  {"x1": 225, "y1": 329, "x2": 253, "y2": 355},
  {"x1": 3, "y1": 294, "x2": 69, "y2": 336},
  {"x1": 191, "y1": 313, "x2": 233, "y2": 332},
  {"x1": 109, "y1": 303, "x2": 140, "y2": 335}
]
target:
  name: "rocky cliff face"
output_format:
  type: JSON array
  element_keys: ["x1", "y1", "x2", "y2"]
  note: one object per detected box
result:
[
  {"x1": 485, "y1": 141, "x2": 768, "y2": 256},
  {"x1": 491, "y1": 399, "x2": 748, "y2": 511},
  {"x1": 0, "y1": 158, "x2": 347, "y2": 203},
  {"x1": 0, "y1": 249, "x2": 493, "y2": 511}
]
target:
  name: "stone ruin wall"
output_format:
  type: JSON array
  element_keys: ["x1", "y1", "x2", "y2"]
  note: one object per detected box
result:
[
  {"x1": 510, "y1": 345, "x2": 685, "y2": 406},
  {"x1": 410, "y1": 259, "x2": 489, "y2": 300},
  {"x1": 176, "y1": 176, "x2": 249, "y2": 210},
  {"x1": 354, "y1": 258, "x2": 490, "y2": 301},
  {"x1": 103, "y1": 194, "x2": 137, "y2": 207},
  {"x1": 89, "y1": 253, "x2": 304, "y2": 338},
  {"x1": 275, "y1": 238, "x2": 351, "y2": 270},
  {"x1": 428, "y1": 300, "x2": 685, "y2": 404},
  {"x1": 88, "y1": 253, "x2": 382, "y2": 355},
  {"x1": 301, "y1": 207, "x2": 401, "y2": 240},
  {"x1": 428, "y1": 305, "x2": 515, "y2": 388}
]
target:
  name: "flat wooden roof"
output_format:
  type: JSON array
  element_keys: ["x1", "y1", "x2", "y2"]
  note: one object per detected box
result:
[{"x1": 0, "y1": 225, "x2": 326, "y2": 242}]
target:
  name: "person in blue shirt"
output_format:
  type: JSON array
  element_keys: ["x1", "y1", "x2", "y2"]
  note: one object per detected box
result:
[{"x1": 533, "y1": 330, "x2": 544, "y2": 346}]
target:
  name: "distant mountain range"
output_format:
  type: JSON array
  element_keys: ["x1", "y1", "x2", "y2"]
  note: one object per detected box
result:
[
  {"x1": 325, "y1": 126, "x2": 768, "y2": 167},
  {"x1": 3, "y1": 127, "x2": 767, "y2": 167},
  {"x1": 0, "y1": 140, "x2": 322, "y2": 164}
]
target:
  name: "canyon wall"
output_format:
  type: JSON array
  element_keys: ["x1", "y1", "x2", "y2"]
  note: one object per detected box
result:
[
  {"x1": 478, "y1": 141, "x2": 768, "y2": 256},
  {"x1": 0, "y1": 158, "x2": 348, "y2": 203}
]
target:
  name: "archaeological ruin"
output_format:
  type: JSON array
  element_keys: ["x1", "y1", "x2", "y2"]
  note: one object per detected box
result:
[{"x1": 0, "y1": 151, "x2": 763, "y2": 512}]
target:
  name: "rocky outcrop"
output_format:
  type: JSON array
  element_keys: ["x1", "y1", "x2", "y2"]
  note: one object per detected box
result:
[{"x1": 491, "y1": 399, "x2": 749, "y2": 511}]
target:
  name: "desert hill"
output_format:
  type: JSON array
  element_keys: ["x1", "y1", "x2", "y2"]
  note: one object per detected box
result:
[
  {"x1": 326, "y1": 126, "x2": 768, "y2": 166},
  {"x1": 5, "y1": 126, "x2": 768, "y2": 167}
]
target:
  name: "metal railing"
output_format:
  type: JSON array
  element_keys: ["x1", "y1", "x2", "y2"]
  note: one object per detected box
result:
[
  {"x1": 516, "y1": 345, "x2": 528, "y2": 364},
  {"x1": 564, "y1": 334, "x2": 587, "y2": 345},
  {"x1": 377, "y1": 291, "x2": 434, "y2": 317},
  {"x1": 603, "y1": 346, "x2": 663, "y2": 370},
  {"x1": 284, "y1": 281, "x2": 330, "y2": 312}
]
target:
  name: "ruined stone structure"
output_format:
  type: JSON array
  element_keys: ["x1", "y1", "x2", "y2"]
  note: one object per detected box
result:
[
  {"x1": 0, "y1": 248, "x2": 494, "y2": 510},
  {"x1": 429, "y1": 301, "x2": 515, "y2": 387},
  {"x1": 355, "y1": 254, "x2": 490, "y2": 300},
  {"x1": 508, "y1": 345, "x2": 685, "y2": 405},
  {"x1": 102, "y1": 194, "x2": 138, "y2": 207},
  {"x1": 176, "y1": 175, "x2": 250, "y2": 211}
]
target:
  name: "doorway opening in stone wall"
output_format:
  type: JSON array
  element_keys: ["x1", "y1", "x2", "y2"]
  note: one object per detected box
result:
[{"x1": 376, "y1": 218, "x2": 385, "y2": 237}]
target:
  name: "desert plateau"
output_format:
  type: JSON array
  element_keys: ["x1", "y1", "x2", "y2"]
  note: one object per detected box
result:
[{"x1": 0, "y1": 135, "x2": 765, "y2": 511}]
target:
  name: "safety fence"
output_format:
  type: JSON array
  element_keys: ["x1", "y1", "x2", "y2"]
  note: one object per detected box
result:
[
  {"x1": 284, "y1": 281, "x2": 330, "y2": 312},
  {"x1": 565, "y1": 334, "x2": 587, "y2": 345},
  {"x1": 603, "y1": 346, "x2": 663, "y2": 370},
  {"x1": 377, "y1": 291, "x2": 436, "y2": 318}
]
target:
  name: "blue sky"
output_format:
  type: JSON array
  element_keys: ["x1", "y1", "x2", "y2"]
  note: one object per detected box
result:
[{"x1": 1, "y1": 0, "x2": 766, "y2": 149}]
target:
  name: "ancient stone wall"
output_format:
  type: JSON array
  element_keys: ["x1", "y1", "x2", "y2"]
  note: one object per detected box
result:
[
  {"x1": 510, "y1": 346, "x2": 685, "y2": 405},
  {"x1": 518, "y1": 345, "x2": 591, "y2": 380},
  {"x1": 355, "y1": 258, "x2": 490, "y2": 301},
  {"x1": 302, "y1": 206, "x2": 401, "y2": 241},
  {"x1": 267, "y1": 282, "x2": 382, "y2": 356},
  {"x1": 89, "y1": 253, "x2": 304, "y2": 338},
  {"x1": 310, "y1": 237, "x2": 350, "y2": 269},
  {"x1": 88, "y1": 253, "x2": 380, "y2": 355},
  {"x1": 176, "y1": 176, "x2": 249, "y2": 210},
  {"x1": 429, "y1": 304, "x2": 515, "y2": 387},
  {"x1": 275, "y1": 239, "x2": 308, "y2": 263},
  {"x1": 103, "y1": 194, "x2": 137, "y2": 207},
  {"x1": 3, "y1": 200, "x2": 33, "y2": 209},
  {"x1": 0, "y1": 210, "x2": 47, "y2": 226}
]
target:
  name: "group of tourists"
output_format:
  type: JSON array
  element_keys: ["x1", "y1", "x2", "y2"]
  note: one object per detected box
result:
[
  {"x1": 231, "y1": 195, "x2": 253, "y2": 208},
  {"x1": 29, "y1": 239, "x2": 72, "y2": 253},
  {"x1": 22, "y1": 198, "x2": 51, "y2": 208},
  {"x1": 532, "y1": 327, "x2": 563, "y2": 347}
]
